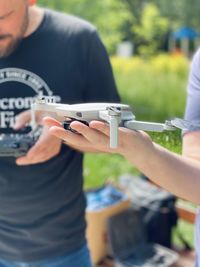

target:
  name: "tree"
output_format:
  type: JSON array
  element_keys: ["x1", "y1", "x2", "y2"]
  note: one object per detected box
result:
[
  {"x1": 37, "y1": 0, "x2": 200, "y2": 55},
  {"x1": 134, "y1": 3, "x2": 169, "y2": 55},
  {"x1": 38, "y1": 0, "x2": 132, "y2": 54},
  {"x1": 153, "y1": 0, "x2": 200, "y2": 29}
]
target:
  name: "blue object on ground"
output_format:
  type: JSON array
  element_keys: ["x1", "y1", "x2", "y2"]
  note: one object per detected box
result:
[{"x1": 86, "y1": 185, "x2": 127, "y2": 211}]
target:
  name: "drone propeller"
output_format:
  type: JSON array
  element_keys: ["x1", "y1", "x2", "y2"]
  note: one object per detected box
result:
[{"x1": 169, "y1": 118, "x2": 200, "y2": 131}]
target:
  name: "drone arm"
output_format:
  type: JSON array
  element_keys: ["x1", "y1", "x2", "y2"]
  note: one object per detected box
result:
[{"x1": 124, "y1": 120, "x2": 176, "y2": 132}]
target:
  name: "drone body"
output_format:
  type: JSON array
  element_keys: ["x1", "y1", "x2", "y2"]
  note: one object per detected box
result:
[
  {"x1": 32, "y1": 97, "x2": 187, "y2": 148},
  {"x1": 0, "y1": 97, "x2": 194, "y2": 157}
]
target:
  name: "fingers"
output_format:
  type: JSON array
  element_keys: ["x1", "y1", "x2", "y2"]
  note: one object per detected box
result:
[
  {"x1": 16, "y1": 142, "x2": 45, "y2": 165},
  {"x1": 48, "y1": 125, "x2": 91, "y2": 147},
  {"x1": 42, "y1": 117, "x2": 62, "y2": 128},
  {"x1": 13, "y1": 110, "x2": 31, "y2": 130},
  {"x1": 68, "y1": 121, "x2": 113, "y2": 152},
  {"x1": 16, "y1": 132, "x2": 62, "y2": 165},
  {"x1": 89, "y1": 121, "x2": 110, "y2": 136},
  {"x1": 43, "y1": 117, "x2": 92, "y2": 147},
  {"x1": 44, "y1": 118, "x2": 112, "y2": 150},
  {"x1": 43, "y1": 117, "x2": 110, "y2": 137},
  {"x1": 70, "y1": 121, "x2": 110, "y2": 146}
]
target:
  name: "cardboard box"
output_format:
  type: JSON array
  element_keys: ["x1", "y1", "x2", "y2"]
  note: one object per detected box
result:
[{"x1": 86, "y1": 196, "x2": 130, "y2": 265}]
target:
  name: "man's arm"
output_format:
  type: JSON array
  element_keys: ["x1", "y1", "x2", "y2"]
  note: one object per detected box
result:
[
  {"x1": 183, "y1": 131, "x2": 200, "y2": 162},
  {"x1": 118, "y1": 129, "x2": 200, "y2": 205},
  {"x1": 89, "y1": 121, "x2": 200, "y2": 205}
]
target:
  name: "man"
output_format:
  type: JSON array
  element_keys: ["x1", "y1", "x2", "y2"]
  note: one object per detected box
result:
[
  {"x1": 44, "y1": 48, "x2": 200, "y2": 267},
  {"x1": 0, "y1": 0, "x2": 119, "y2": 266}
]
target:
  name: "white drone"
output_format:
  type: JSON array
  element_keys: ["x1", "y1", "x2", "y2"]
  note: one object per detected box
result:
[{"x1": 31, "y1": 96, "x2": 197, "y2": 148}]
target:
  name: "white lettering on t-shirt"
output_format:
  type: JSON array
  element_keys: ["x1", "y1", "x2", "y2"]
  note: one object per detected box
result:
[{"x1": 0, "y1": 68, "x2": 61, "y2": 129}]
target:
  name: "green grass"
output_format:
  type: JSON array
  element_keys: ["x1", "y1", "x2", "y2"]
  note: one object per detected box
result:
[
  {"x1": 173, "y1": 220, "x2": 194, "y2": 249},
  {"x1": 84, "y1": 153, "x2": 139, "y2": 189},
  {"x1": 115, "y1": 70, "x2": 187, "y2": 122}
]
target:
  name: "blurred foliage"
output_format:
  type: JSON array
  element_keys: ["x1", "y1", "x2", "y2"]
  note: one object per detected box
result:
[
  {"x1": 37, "y1": 0, "x2": 200, "y2": 54},
  {"x1": 111, "y1": 54, "x2": 188, "y2": 122},
  {"x1": 134, "y1": 4, "x2": 169, "y2": 56},
  {"x1": 37, "y1": 0, "x2": 133, "y2": 53},
  {"x1": 153, "y1": 0, "x2": 200, "y2": 29}
]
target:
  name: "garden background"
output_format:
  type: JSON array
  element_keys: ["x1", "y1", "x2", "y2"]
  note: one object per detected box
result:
[{"x1": 38, "y1": 0, "x2": 199, "y2": 249}]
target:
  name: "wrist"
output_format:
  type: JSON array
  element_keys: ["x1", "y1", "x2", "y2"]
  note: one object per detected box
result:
[{"x1": 119, "y1": 133, "x2": 156, "y2": 166}]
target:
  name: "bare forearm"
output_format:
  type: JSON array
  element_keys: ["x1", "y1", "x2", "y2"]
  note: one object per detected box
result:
[
  {"x1": 44, "y1": 118, "x2": 200, "y2": 202},
  {"x1": 124, "y1": 142, "x2": 200, "y2": 205}
]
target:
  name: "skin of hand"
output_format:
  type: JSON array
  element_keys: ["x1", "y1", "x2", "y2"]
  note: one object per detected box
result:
[
  {"x1": 13, "y1": 110, "x2": 62, "y2": 165},
  {"x1": 42, "y1": 117, "x2": 154, "y2": 156},
  {"x1": 43, "y1": 116, "x2": 200, "y2": 205}
]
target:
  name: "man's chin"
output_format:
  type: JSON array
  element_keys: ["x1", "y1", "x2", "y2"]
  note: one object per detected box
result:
[
  {"x1": 0, "y1": 41, "x2": 21, "y2": 59},
  {"x1": 0, "y1": 51, "x2": 12, "y2": 59},
  {"x1": 0, "y1": 49, "x2": 11, "y2": 59}
]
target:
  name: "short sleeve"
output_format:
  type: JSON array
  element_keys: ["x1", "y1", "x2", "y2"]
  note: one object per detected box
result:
[
  {"x1": 183, "y1": 49, "x2": 200, "y2": 134},
  {"x1": 83, "y1": 30, "x2": 120, "y2": 103}
]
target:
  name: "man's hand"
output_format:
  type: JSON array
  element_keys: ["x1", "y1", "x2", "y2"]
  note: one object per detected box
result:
[{"x1": 14, "y1": 110, "x2": 62, "y2": 165}]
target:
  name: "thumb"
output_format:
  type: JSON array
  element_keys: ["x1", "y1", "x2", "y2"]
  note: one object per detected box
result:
[{"x1": 13, "y1": 110, "x2": 31, "y2": 130}]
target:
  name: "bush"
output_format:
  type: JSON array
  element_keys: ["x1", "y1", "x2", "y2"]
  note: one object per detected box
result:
[{"x1": 111, "y1": 54, "x2": 189, "y2": 122}]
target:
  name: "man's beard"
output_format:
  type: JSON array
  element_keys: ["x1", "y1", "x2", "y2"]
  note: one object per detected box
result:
[
  {"x1": 0, "y1": 36, "x2": 23, "y2": 58},
  {"x1": 0, "y1": 11, "x2": 29, "y2": 58}
]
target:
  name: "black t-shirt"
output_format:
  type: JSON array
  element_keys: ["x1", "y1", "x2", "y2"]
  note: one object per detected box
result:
[{"x1": 0, "y1": 9, "x2": 120, "y2": 262}]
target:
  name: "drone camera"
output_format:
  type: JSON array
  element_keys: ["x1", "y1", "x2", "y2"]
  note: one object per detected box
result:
[
  {"x1": 63, "y1": 119, "x2": 89, "y2": 134},
  {"x1": 76, "y1": 112, "x2": 82, "y2": 118}
]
